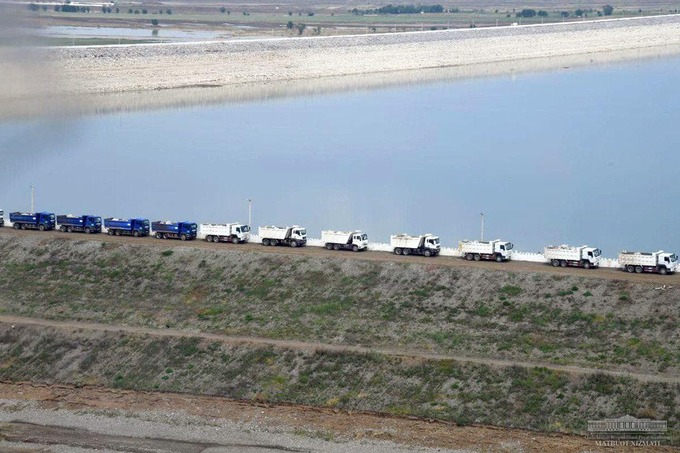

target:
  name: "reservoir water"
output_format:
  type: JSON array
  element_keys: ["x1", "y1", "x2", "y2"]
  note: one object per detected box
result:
[{"x1": 1, "y1": 55, "x2": 679, "y2": 256}]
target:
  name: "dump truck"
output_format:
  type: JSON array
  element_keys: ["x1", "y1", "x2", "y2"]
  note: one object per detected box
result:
[
  {"x1": 544, "y1": 245, "x2": 601, "y2": 269},
  {"x1": 459, "y1": 239, "x2": 513, "y2": 262},
  {"x1": 321, "y1": 230, "x2": 368, "y2": 252},
  {"x1": 104, "y1": 218, "x2": 150, "y2": 237},
  {"x1": 57, "y1": 214, "x2": 102, "y2": 234},
  {"x1": 9, "y1": 212, "x2": 55, "y2": 231},
  {"x1": 618, "y1": 250, "x2": 678, "y2": 275},
  {"x1": 152, "y1": 221, "x2": 197, "y2": 241},
  {"x1": 259, "y1": 225, "x2": 307, "y2": 247},
  {"x1": 200, "y1": 223, "x2": 250, "y2": 244},
  {"x1": 391, "y1": 233, "x2": 440, "y2": 257}
]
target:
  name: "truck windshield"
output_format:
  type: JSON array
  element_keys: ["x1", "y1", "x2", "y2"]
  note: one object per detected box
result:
[
  {"x1": 670, "y1": 254, "x2": 678, "y2": 262},
  {"x1": 297, "y1": 229, "x2": 307, "y2": 236},
  {"x1": 143, "y1": 221, "x2": 149, "y2": 226},
  {"x1": 242, "y1": 225, "x2": 251, "y2": 232},
  {"x1": 361, "y1": 234, "x2": 368, "y2": 240},
  {"x1": 506, "y1": 243, "x2": 514, "y2": 250},
  {"x1": 594, "y1": 249, "x2": 602, "y2": 257}
]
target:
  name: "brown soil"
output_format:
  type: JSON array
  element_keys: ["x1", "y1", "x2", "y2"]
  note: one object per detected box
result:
[{"x1": 1, "y1": 381, "x2": 672, "y2": 453}]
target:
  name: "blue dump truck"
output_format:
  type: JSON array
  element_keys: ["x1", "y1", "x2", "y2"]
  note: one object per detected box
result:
[
  {"x1": 152, "y1": 221, "x2": 197, "y2": 241},
  {"x1": 104, "y1": 218, "x2": 150, "y2": 237},
  {"x1": 57, "y1": 214, "x2": 102, "y2": 234},
  {"x1": 9, "y1": 212, "x2": 56, "y2": 231}
]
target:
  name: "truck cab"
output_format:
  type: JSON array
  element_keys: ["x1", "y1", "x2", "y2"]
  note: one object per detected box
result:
[
  {"x1": 425, "y1": 235, "x2": 441, "y2": 254},
  {"x1": 496, "y1": 241, "x2": 513, "y2": 260},
  {"x1": 353, "y1": 232, "x2": 369, "y2": 249},
  {"x1": 232, "y1": 223, "x2": 251, "y2": 242},
  {"x1": 660, "y1": 252, "x2": 678, "y2": 274},
  {"x1": 583, "y1": 247, "x2": 602, "y2": 267},
  {"x1": 290, "y1": 227, "x2": 307, "y2": 245},
  {"x1": 132, "y1": 218, "x2": 150, "y2": 236}
]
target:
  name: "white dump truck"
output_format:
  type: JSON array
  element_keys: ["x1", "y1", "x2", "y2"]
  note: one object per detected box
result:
[
  {"x1": 259, "y1": 225, "x2": 307, "y2": 247},
  {"x1": 199, "y1": 223, "x2": 250, "y2": 244},
  {"x1": 544, "y1": 245, "x2": 601, "y2": 269},
  {"x1": 321, "y1": 230, "x2": 368, "y2": 252},
  {"x1": 459, "y1": 239, "x2": 513, "y2": 262},
  {"x1": 618, "y1": 250, "x2": 678, "y2": 275},
  {"x1": 391, "y1": 233, "x2": 440, "y2": 257}
]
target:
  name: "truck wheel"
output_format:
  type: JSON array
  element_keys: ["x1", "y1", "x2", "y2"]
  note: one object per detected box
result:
[
  {"x1": 116, "y1": 230, "x2": 122, "y2": 236},
  {"x1": 325, "y1": 243, "x2": 333, "y2": 250},
  {"x1": 231, "y1": 237, "x2": 239, "y2": 244},
  {"x1": 13, "y1": 223, "x2": 20, "y2": 229},
  {"x1": 659, "y1": 267, "x2": 668, "y2": 275},
  {"x1": 403, "y1": 248, "x2": 411, "y2": 255},
  {"x1": 333, "y1": 244, "x2": 340, "y2": 251},
  {"x1": 155, "y1": 232, "x2": 162, "y2": 239},
  {"x1": 108, "y1": 230, "x2": 114, "y2": 235},
  {"x1": 132, "y1": 231, "x2": 139, "y2": 238},
  {"x1": 38, "y1": 224, "x2": 45, "y2": 231},
  {"x1": 560, "y1": 260, "x2": 567, "y2": 267},
  {"x1": 626, "y1": 265, "x2": 634, "y2": 273},
  {"x1": 424, "y1": 249, "x2": 432, "y2": 257},
  {"x1": 261, "y1": 239, "x2": 269, "y2": 246},
  {"x1": 635, "y1": 266, "x2": 643, "y2": 273},
  {"x1": 352, "y1": 245, "x2": 359, "y2": 252},
  {"x1": 84, "y1": 227, "x2": 91, "y2": 234},
  {"x1": 180, "y1": 234, "x2": 187, "y2": 241},
  {"x1": 474, "y1": 254, "x2": 481, "y2": 261},
  {"x1": 495, "y1": 254, "x2": 503, "y2": 262},
  {"x1": 394, "y1": 248, "x2": 402, "y2": 255},
  {"x1": 583, "y1": 261, "x2": 591, "y2": 269},
  {"x1": 551, "y1": 259, "x2": 560, "y2": 267},
  {"x1": 60, "y1": 226, "x2": 66, "y2": 232},
  {"x1": 290, "y1": 241, "x2": 298, "y2": 248},
  {"x1": 270, "y1": 240, "x2": 278, "y2": 246},
  {"x1": 466, "y1": 253, "x2": 473, "y2": 261}
]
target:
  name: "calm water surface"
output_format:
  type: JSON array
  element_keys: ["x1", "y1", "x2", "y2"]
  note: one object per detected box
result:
[{"x1": 1, "y1": 55, "x2": 679, "y2": 255}]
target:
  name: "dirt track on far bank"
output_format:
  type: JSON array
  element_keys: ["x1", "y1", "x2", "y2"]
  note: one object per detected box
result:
[{"x1": 2, "y1": 15, "x2": 680, "y2": 119}]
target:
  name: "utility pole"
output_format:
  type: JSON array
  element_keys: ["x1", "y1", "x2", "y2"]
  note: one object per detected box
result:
[
  {"x1": 247, "y1": 198, "x2": 252, "y2": 227},
  {"x1": 30, "y1": 185, "x2": 34, "y2": 212},
  {"x1": 480, "y1": 212, "x2": 484, "y2": 241}
]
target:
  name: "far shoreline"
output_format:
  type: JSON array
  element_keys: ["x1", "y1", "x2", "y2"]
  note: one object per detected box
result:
[{"x1": 1, "y1": 15, "x2": 680, "y2": 120}]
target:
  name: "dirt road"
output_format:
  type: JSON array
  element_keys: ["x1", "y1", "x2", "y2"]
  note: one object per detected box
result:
[
  {"x1": 1, "y1": 314, "x2": 676, "y2": 383},
  {"x1": 1, "y1": 382, "x2": 674, "y2": 453},
  {"x1": 1, "y1": 228, "x2": 677, "y2": 285}
]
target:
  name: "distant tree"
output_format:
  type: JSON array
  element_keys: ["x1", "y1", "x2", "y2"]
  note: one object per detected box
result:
[
  {"x1": 575, "y1": 9, "x2": 585, "y2": 16},
  {"x1": 286, "y1": 20, "x2": 294, "y2": 29},
  {"x1": 128, "y1": 8, "x2": 133, "y2": 13},
  {"x1": 518, "y1": 8, "x2": 536, "y2": 17},
  {"x1": 296, "y1": 23, "x2": 306, "y2": 34},
  {"x1": 288, "y1": 11, "x2": 292, "y2": 16},
  {"x1": 151, "y1": 18, "x2": 158, "y2": 26},
  {"x1": 166, "y1": 9, "x2": 172, "y2": 14},
  {"x1": 28, "y1": 3, "x2": 39, "y2": 11},
  {"x1": 220, "y1": 6, "x2": 226, "y2": 13},
  {"x1": 142, "y1": 8, "x2": 147, "y2": 14},
  {"x1": 159, "y1": 9, "x2": 163, "y2": 14},
  {"x1": 560, "y1": 11, "x2": 569, "y2": 17},
  {"x1": 115, "y1": 7, "x2": 119, "y2": 13},
  {"x1": 537, "y1": 10, "x2": 548, "y2": 17},
  {"x1": 307, "y1": 11, "x2": 314, "y2": 16},
  {"x1": 603, "y1": 5, "x2": 614, "y2": 15},
  {"x1": 134, "y1": 9, "x2": 140, "y2": 14}
]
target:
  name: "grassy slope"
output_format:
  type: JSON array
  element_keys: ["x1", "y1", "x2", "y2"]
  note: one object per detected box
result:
[
  {"x1": 0, "y1": 236, "x2": 677, "y2": 374},
  {"x1": 0, "y1": 324, "x2": 677, "y2": 435}
]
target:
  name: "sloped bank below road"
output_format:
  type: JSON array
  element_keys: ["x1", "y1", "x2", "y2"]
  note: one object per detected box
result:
[
  {"x1": 0, "y1": 323, "x2": 678, "y2": 439},
  {"x1": 0, "y1": 234, "x2": 677, "y2": 376}
]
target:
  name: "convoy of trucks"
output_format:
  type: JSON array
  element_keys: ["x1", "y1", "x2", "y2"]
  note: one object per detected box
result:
[
  {"x1": 544, "y1": 245, "x2": 601, "y2": 269},
  {"x1": 57, "y1": 214, "x2": 102, "y2": 234},
  {"x1": 199, "y1": 223, "x2": 251, "y2": 244},
  {"x1": 104, "y1": 218, "x2": 150, "y2": 237},
  {"x1": 618, "y1": 251, "x2": 678, "y2": 275},
  {"x1": 321, "y1": 230, "x2": 368, "y2": 252},
  {"x1": 391, "y1": 233, "x2": 441, "y2": 257},
  {"x1": 1, "y1": 206, "x2": 677, "y2": 276},
  {"x1": 9, "y1": 212, "x2": 56, "y2": 231},
  {"x1": 151, "y1": 221, "x2": 197, "y2": 241},
  {"x1": 459, "y1": 240, "x2": 513, "y2": 262},
  {"x1": 259, "y1": 225, "x2": 307, "y2": 247}
]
